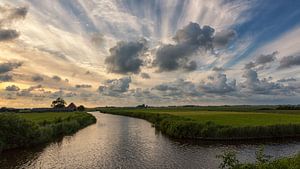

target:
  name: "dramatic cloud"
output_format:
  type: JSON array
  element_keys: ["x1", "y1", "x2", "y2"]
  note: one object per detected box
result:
[
  {"x1": 140, "y1": 73, "x2": 150, "y2": 79},
  {"x1": 154, "y1": 22, "x2": 235, "y2": 72},
  {"x1": 0, "y1": 62, "x2": 22, "y2": 74},
  {"x1": 5, "y1": 85, "x2": 20, "y2": 91},
  {"x1": 98, "y1": 77, "x2": 132, "y2": 96},
  {"x1": 105, "y1": 40, "x2": 146, "y2": 74},
  {"x1": 75, "y1": 84, "x2": 92, "y2": 89},
  {"x1": 200, "y1": 73, "x2": 236, "y2": 94},
  {"x1": 245, "y1": 52, "x2": 277, "y2": 69},
  {"x1": 278, "y1": 55, "x2": 300, "y2": 69}
]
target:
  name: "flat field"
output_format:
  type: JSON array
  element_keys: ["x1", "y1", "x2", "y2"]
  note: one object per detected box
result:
[{"x1": 99, "y1": 107, "x2": 300, "y2": 127}]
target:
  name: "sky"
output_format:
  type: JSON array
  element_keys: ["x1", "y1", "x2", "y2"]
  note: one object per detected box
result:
[{"x1": 0, "y1": 0, "x2": 300, "y2": 108}]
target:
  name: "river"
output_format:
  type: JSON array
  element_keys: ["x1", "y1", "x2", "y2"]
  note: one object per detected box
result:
[{"x1": 0, "y1": 112, "x2": 299, "y2": 169}]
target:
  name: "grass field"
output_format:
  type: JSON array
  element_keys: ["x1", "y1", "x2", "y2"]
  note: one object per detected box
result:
[
  {"x1": 98, "y1": 107, "x2": 300, "y2": 139},
  {"x1": 18, "y1": 112, "x2": 91, "y2": 124},
  {"x1": 99, "y1": 107, "x2": 300, "y2": 127}
]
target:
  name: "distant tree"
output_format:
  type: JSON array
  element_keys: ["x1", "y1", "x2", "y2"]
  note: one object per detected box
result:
[
  {"x1": 51, "y1": 97, "x2": 67, "y2": 108},
  {"x1": 77, "y1": 105, "x2": 85, "y2": 111}
]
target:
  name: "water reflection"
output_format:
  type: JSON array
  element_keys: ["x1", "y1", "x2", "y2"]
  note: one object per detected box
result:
[{"x1": 0, "y1": 112, "x2": 299, "y2": 169}]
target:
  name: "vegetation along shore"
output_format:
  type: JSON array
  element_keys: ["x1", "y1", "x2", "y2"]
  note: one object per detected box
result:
[{"x1": 97, "y1": 106, "x2": 300, "y2": 140}]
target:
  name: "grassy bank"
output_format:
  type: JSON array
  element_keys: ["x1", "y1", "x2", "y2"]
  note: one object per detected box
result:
[
  {"x1": 238, "y1": 154, "x2": 300, "y2": 169},
  {"x1": 98, "y1": 107, "x2": 300, "y2": 140},
  {"x1": 218, "y1": 150, "x2": 300, "y2": 169},
  {"x1": 0, "y1": 112, "x2": 96, "y2": 152}
]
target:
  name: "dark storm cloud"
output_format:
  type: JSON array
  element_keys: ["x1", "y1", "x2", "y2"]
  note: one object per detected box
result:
[
  {"x1": 154, "y1": 22, "x2": 235, "y2": 72},
  {"x1": 105, "y1": 40, "x2": 146, "y2": 74},
  {"x1": 32, "y1": 75, "x2": 44, "y2": 82},
  {"x1": 200, "y1": 73, "x2": 236, "y2": 94},
  {"x1": 277, "y1": 78, "x2": 297, "y2": 83},
  {"x1": 5, "y1": 85, "x2": 20, "y2": 91},
  {"x1": 245, "y1": 52, "x2": 277, "y2": 69},
  {"x1": 0, "y1": 62, "x2": 22, "y2": 74},
  {"x1": 278, "y1": 55, "x2": 300, "y2": 69},
  {"x1": 75, "y1": 84, "x2": 92, "y2": 88},
  {"x1": 140, "y1": 73, "x2": 150, "y2": 79},
  {"x1": 98, "y1": 77, "x2": 131, "y2": 96}
]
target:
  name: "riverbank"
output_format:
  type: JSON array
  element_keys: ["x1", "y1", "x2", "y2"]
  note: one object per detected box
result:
[
  {"x1": 98, "y1": 107, "x2": 300, "y2": 140},
  {"x1": 0, "y1": 112, "x2": 96, "y2": 152},
  {"x1": 228, "y1": 153, "x2": 300, "y2": 169}
]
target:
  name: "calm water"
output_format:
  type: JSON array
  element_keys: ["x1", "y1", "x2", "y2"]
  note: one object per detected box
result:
[{"x1": 0, "y1": 112, "x2": 300, "y2": 169}]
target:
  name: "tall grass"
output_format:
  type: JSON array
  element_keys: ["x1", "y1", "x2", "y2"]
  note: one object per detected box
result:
[
  {"x1": 0, "y1": 112, "x2": 96, "y2": 152},
  {"x1": 99, "y1": 109, "x2": 300, "y2": 140}
]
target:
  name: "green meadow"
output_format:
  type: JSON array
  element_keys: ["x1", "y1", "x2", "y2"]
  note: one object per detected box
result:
[{"x1": 98, "y1": 107, "x2": 300, "y2": 140}]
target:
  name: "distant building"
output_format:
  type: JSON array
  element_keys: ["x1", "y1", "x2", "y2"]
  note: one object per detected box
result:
[{"x1": 67, "y1": 103, "x2": 77, "y2": 111}]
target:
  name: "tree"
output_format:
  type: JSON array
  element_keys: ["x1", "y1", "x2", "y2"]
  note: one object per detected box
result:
[
  {"x1": 77, "y1": 105, "x2": 85, "y2": 111},
  {"x1": 51, "y1": 97, "x2": 67, "y2": 108}
]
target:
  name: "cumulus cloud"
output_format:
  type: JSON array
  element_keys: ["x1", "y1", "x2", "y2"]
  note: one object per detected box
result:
[
  {"x1": 105, "y1": 40, "x2": 147, "y2": 74},
  {"x1": 0, "y1": 62, "x2": 22, "y2": 74},
  {"x1": 140, "y1": 72, "x2": 150, "y2": 79},
  {"x1": 154, "y1": 22, "x2": 235, "y2": 72},
  {"x1": 199, "y1": 73, "x2": 236, "y2": 94},
  {"x1": 75, "y1": 84, "x2": 92, "y2": 88},
  {"x1": 278, "y1": 55, "x2": 300, "y2": 69},
  {"x1": 245, "y1": 52, "x2": 277, "y2": 69},
  {"x1": 98, "y1": 77, "x2": 132, "y2": 96},
  {"x1": 241, "y1": 69, "x2": 293, "y2": 95},
  {"x1": 153, "y1": 79, "x2": 201, "y2": 98},
  {"x1": 5, "y1": 85, "x2": 20, "y2": 91}
]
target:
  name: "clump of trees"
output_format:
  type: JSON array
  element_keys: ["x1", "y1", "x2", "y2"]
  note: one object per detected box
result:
[
  {"x1": 51, "y1": 97, "x2": 67, "y2": 108},
  {"x1": 276, "y1": 105, "x2": 300, "y2": 110}
]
